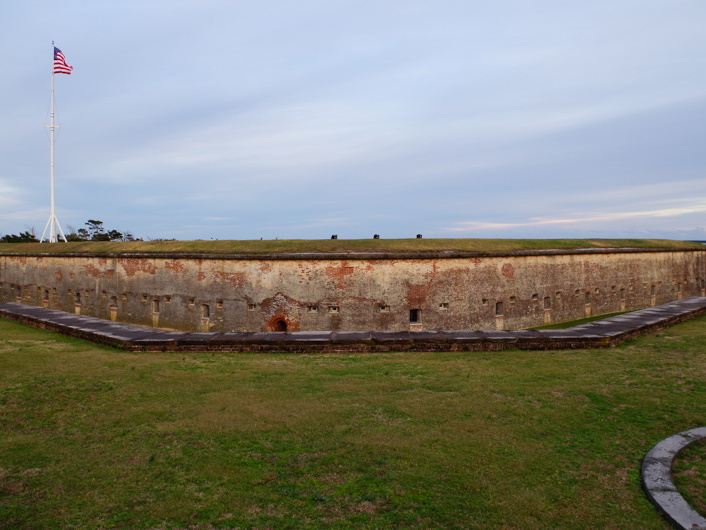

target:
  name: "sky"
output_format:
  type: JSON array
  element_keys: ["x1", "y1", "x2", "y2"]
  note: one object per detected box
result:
[{"x1": 2, "y1": 1, "x2": 706, "y2": 241}]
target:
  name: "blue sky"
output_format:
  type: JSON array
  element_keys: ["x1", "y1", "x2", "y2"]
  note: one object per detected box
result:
[{"x1": 2, "y1": 1, "x2": 706, "y2": 241}]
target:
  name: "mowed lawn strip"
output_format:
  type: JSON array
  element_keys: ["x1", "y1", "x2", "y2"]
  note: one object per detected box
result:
[
  {"x1": 673, "y1": 439, "x2": 706, "y2": 516},
  {"x1": 2, "y1": 316, "x2": 705, "y2": 528},
  {"x1": 0, "y1": 237, "x2": 701, "y2": 255}
]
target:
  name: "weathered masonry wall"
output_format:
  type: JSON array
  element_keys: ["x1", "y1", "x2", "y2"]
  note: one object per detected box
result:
[{"x1": 1, "y1": 249, "x2": 704, "y2": 333}]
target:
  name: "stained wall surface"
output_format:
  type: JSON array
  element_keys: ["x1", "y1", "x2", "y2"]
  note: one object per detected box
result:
[{"x1": 1, "y1": 250, "x2": 704, "y2": 332}]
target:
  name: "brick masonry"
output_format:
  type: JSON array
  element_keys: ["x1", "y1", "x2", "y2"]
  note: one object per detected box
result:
[{"x1": 0, "y1": 248, "x2": 704, "y2": 333}]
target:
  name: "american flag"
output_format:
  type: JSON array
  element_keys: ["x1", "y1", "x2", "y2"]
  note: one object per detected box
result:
[{"x1": 53, "y1": 47, "x2": 73, "y2": 75}]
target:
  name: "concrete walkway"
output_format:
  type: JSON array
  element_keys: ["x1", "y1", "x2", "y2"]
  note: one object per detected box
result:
[
  {"x1": 1, "y1": 297, "x2": 706, "y2": 352},
  {"x1": 643, "y1": 427, "x2": 706, "y2": 530}
]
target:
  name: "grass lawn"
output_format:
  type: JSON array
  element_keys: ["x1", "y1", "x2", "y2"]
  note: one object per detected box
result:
[
  {"x1": 0, "y1": 237, "x2": 702, "y2": 255},
  {"x1": 2, "y1": 316, "x2": 706, "y2": 528}
]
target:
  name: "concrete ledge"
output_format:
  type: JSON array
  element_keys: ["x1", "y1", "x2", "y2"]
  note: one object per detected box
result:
[
  {"x1": 642, "y1": 427, "x2": 706, "y2": 530},
  {"x1": 1, "y1": 297, "x2": 706, "y2": 353}
]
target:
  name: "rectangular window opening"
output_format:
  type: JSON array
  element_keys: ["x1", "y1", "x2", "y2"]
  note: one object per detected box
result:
[{"x1": 410, "y1": 308, "x2": 421, "y2": 323}]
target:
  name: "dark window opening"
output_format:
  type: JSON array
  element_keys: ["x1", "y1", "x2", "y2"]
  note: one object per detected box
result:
[
  {"x1": 274, "y1": 319, "x2": 287, "y2": 332},
  {"x1": 410, "y1": 309, "x2": 421, "y2": 323}
]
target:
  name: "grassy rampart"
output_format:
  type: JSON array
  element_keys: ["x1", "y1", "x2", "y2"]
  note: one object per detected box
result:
[{"x1": 0, "y1": 238, "x2": 702, "y2": 255}]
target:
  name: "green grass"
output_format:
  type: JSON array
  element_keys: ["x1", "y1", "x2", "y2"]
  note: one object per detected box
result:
[
  {"x1": 2, "y1": 316, "x2": 706, "y2": 528},
  {"x1": 673, "y1": 440, "x2": 706, "y2": 516},
  {"x1": 0, "y1": 238, "x2": 702, "y2": 255}
]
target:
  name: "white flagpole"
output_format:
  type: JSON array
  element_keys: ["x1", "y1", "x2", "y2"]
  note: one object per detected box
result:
[{"x1": 41, "y1": 41, "x2": 67, "y2": 243}]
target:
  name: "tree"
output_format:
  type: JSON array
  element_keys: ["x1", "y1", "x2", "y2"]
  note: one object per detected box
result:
[
  {"x1": 85, "y1": 220, "x2": 106, "y2": 240},
  {"x1": 0, "y1": 231, "x2": 39, "y2": 243},
  {"x1": 64, "y1": 220, "x2": 134, "y2": 241}
]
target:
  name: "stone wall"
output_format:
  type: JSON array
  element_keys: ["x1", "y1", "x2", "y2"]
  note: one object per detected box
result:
[{"x1": 1, "y1": 249, "x2": 704, "y2": 332}]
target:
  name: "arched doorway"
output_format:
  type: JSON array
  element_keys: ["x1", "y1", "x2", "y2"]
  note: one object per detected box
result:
[{"x1": 273, "y1": 319, "x2": 287, "y2": 332}]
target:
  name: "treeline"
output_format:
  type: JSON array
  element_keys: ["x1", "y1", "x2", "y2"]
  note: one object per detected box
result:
[{"x1": 0, "y1": 220, "x2": 138, "y2": 243}]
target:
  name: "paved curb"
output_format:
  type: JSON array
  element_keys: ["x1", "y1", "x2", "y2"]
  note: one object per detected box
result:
[
  {"x1": 1, "y1": 297, "x2": 706, "y2": 352},
  {"x1": 642, "y1": 427, "x2": 706, "y2": 530}
]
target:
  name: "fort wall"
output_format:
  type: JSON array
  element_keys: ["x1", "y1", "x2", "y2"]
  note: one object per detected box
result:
[{"x1": 1, "y1": 249, "x2": 704, "y2": 332}]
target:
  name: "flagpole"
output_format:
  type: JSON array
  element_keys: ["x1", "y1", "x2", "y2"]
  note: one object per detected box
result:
[{"x1": 41, "y1": 41, "x2": 67, "y2": 243}]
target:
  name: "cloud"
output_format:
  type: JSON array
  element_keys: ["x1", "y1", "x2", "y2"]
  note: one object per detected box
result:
[
  {"x1": 2, "y1": 1, "x2": 706, "y2": 240},
  {"x1": 446, "y1": 201, "x2": 706, "y2": 233}
]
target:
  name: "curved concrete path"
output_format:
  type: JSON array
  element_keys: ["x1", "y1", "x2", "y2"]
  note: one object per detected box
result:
[
  {"x1": 1, "y1": 297, "x2": 706, "y2": 352},
  {"x1": 642, "y1": 427, "x2": 706, "y2": 530}
]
